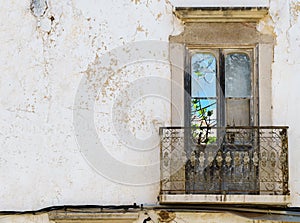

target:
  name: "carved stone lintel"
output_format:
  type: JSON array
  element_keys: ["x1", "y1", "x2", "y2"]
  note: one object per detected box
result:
[{"x1": 174, "y1": 7, "x2": 269, "y2": 23}]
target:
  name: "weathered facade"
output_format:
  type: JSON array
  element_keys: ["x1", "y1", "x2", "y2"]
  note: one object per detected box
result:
[{"x1": 1, "y1": 0, "x2": 300, "y2": 222}]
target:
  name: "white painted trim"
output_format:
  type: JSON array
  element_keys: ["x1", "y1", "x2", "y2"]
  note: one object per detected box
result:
[{"x1": 159, "y1": 194, "x2": 290, "y2": 205}]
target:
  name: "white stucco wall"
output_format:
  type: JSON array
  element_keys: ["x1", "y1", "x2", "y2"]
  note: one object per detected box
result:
[
  {"x1": 0, "y1": 0, "x2": 182, "y2": 211},
  {"x1": 268, "y1": 0, "x2": 300, "y2": 206},
  {"x1": 0, "y1": 0, "x2": 300, "y2": 212}
]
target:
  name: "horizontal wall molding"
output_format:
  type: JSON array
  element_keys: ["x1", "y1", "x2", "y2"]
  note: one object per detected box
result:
[
  {"x1": 160, "y1": 194, "x2": 290, "y2": 205},
  {"x1": 49, "y1": 210, "x2": 139, "y2": 223},
  {"x1": 170, "y1": 0, "x2": 269, "y2": 8},
  {"x1": 174, "y1": 7, "x2": 269, "y2": 23}
]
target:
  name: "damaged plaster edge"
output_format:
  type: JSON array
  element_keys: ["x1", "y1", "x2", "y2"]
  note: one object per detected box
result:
[
  {"x1": 164, "y1": 0, "x2": 185, "y2": 36},
  {"x1": 256, "y1": 14, "x2": 276, "y2": 38}
]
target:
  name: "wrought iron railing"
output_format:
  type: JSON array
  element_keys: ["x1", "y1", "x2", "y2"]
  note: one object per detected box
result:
[{"x1": 160, "y1": 126, "x2": 289, "y2": 195}]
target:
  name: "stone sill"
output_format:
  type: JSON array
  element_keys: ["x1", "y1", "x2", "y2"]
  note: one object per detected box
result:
[
  {"x1": 174, "y1": 7, "x2": 269, "y2": 23},
  {"x1": 159, "y1": 194, "x2": 290, "y2": 205},
  {"x1": 48, "y1": 211, "x2": 139, "y2": 223}
]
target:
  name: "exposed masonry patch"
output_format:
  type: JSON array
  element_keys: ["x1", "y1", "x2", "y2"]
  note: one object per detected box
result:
[
  {"x1": 157, "y1": 210, "x2": 176, "y2": 222},
  {"x1": 30, "y1": 0, "x2": 48, "y2": 17}
]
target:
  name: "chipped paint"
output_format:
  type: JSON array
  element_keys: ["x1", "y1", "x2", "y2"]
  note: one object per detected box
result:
[
  {"x1": 290, "y1": 1, "x2": 300, "y2": 24},
  {"x1": 0, "y1": 0, "x2": 180, "y2": 212}
]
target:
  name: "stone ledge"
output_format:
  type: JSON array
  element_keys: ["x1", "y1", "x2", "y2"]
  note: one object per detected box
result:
[
  {"x1": 174, "y1": 7, "x2": 269, "y2": 23},
  {"x1": 159, "y1": 194, "x2": 290, "y2": 205},
  {"x1": 48, "y1": 210, "x2": 139, "y2": 223}
]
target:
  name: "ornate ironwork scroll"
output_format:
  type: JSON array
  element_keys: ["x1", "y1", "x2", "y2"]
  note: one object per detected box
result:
[{"x1": 160, "y1": 126, "x2": 289, "y2": 195}]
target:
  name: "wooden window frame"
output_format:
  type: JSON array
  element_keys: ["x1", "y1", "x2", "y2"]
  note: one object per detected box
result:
[{"x1": 184, "y1": 46, "x2": 258, "y2": 128}]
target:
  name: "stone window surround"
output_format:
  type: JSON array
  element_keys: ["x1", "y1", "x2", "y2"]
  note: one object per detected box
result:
[
  {"x1": 165, "y1": 7, "x2": 290, "y2": 205},
  {"x1": 170, "y1": 7, "x2": 274, "y2": 128}
]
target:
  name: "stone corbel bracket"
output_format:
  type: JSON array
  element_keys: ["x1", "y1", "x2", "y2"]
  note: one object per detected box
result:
[{"x1": 174, "y1": 7, "x2": 269, "y2": 23}]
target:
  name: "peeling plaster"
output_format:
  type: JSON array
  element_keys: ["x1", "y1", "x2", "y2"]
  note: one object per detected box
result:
[
  {"x1": 291, "y1": 1, "x2": 300, "y2": 23},
  {"x1": 1, "y1": 0, "x2": 182, "y2": 211}
]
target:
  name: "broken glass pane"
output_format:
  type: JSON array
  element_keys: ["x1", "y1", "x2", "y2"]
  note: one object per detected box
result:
[
  {"x1": 191, "y1": 53, "x2": 216, "y2": 98},
  {"x1": 225, "y1": 53, "x2": 251, "y2": 98}
]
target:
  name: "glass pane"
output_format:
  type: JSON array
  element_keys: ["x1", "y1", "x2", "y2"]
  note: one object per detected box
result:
[
  {"x1": 191, "y1": 53, "x2": 216, "y2": 98},
  {"x1": 226, "y1": 99, "x2": 250, "y2": 126},
  {"x1": 191, "y1": 99, "x2": 217, "y2": 127},
  {"x1": 225, "y1": 53, "x2": 251, "y2": 98}
]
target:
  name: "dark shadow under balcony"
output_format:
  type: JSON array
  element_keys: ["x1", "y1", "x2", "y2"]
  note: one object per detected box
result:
[{"x1": 159, "y1": 126, "x2": 289, "y2": 205}]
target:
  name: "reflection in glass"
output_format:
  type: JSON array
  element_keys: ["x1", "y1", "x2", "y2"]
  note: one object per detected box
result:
[
  {"x1": 191, "y1": 53, "x2": 216, "y2": 98},
  {"x1": 225, "y1": 53, "x2": 251, "y2": 98},
  {"x1": 226, "y1": 99, "x2": 250, "y2": 126},
  {"x1": 191, "y1": 99, "x2": 217, "y2": 128}
]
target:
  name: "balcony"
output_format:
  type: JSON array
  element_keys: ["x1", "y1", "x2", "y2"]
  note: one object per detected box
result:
[{"x1": 159, "y1": 126, "x2": 289, "y2": 205}]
